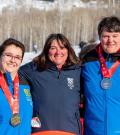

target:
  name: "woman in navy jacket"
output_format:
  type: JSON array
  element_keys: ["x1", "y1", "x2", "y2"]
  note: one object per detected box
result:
[{"x1": 20, "y1": 33, "x2": 81, "y2": 135}]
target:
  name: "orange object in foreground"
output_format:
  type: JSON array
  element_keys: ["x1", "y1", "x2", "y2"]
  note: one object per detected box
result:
[{"x1": 31, "y1": 131, "x2": 75, "y2": 135}]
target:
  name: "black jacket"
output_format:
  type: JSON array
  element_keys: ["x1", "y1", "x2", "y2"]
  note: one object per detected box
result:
[{"x1": 20, "y1": 61, "x2": 81, "y2": 135}]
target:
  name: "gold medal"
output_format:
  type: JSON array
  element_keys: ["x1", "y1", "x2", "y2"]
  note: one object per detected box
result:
[{"x1": 10, "y1": 114, "x2": 21, "y2": 127}]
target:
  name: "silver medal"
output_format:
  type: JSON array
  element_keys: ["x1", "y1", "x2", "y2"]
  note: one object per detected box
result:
[{"x1": 101, "y1": 78, "x2": 112, "y2": 90}]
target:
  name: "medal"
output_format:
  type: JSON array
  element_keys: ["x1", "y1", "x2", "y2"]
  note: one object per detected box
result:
[
  {"x1": 0, "y1": 72, "x2": 21, "y2": 127},
  {"x1": 31, "y1": 117, "x2": 41, "y2": 128},
  {"x1": 10, "y1": 113, "x2": 21, "y2": 127},
  {"x1": 101, "y1": 78, "x2": 112, "y2": 90},
  {"x1": 96, "y1": 45, "x2": 120, "y2": 90}
]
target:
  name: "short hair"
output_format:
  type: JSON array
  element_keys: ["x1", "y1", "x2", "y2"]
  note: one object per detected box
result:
[
  {"x1": 98, "y1": 16, "x2": 120, "y2": 37},
  {"x1": 34, "y1": 33, "x2": 79, "y2": 70},
  {"x1": 0, "y1": 38, "x2": 25, "y2": 58}
]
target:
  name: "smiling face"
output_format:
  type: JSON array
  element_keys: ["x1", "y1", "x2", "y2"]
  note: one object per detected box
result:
[
  {"x1": 0, "y1": 44, "x2": 23, "y2": 77},
  {"x1": 48, "y1": 40, "x2": 68, "y2": 69},
  {"x1": 100, "y1": 31, "x2": 120, "y2": 54}
]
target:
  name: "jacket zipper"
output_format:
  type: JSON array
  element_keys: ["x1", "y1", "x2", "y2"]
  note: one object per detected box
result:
[
  {"x1": 57, "y1": 70, "x2": 61, "y2": 79},
  {"x1": 104, "y1": 90, "x2": 107, "y2": 135}
]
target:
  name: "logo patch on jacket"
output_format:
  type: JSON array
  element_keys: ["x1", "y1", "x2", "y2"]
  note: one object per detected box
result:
[
  {"x1": 24, "y1": 89, "x2": 33, "y2": 106},
  {"x1": 67, "y1": 77, "x2": 74, "y2": 89}
]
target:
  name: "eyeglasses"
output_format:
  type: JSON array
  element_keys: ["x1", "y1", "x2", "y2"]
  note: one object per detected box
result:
[{"x1": 2, "y1": 53, "x2": 22, "y2": 61}]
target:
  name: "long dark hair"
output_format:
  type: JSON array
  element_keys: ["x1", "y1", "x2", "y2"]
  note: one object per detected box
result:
[{"x1": 34, "y1": 33, "x2": 79, "y2": 69}]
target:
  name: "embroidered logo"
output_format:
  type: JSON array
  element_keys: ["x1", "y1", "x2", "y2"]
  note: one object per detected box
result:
[
  {"x1": 24, "y1": 89, "x2": 33, "y2": 106},
  {"x1": 24, "y1": 89, "x2": 31, "y2": 97},
  {"x1": 67, "y1": 77, "x2": 74, "y2": 90}
]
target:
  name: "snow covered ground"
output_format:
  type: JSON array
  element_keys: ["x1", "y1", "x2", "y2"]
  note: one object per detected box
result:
[
  {"x1": 22, "y1": 45, "x2": 81, "y2": 65},
  {"x1": 21, "y1": 51, "x2": 40, "y2": 65}
]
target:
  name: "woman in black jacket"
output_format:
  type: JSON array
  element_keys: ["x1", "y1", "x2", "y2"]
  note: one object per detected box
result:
[{"x1": 20, "y1": 33, "x2": 81, "y2": 135}]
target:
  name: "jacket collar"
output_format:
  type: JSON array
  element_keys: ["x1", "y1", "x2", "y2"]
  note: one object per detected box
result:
[
  {"x1": 46, "y1": 61, "x2": 80, "y2": 71},
  {"x1": 102, "y1": 50, "x2": 120, "y2": 62}
]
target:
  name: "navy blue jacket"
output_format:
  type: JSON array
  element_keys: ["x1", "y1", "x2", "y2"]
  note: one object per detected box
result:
[{"x1": 20, "y1": 61, "x2": 81, "y2": 135}]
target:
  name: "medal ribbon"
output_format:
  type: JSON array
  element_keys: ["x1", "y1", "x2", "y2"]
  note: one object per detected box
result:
[
  {"x1": 96, "y1": 44, "x2": 120, "y2": 78},
  {"x1": 0, "y1": 72, "x2": 19, "y2": 114}
]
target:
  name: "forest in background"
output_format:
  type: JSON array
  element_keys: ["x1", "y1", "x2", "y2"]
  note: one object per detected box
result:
[{"x1": 0, "y1": 3, "x2": 120, "y2": 51}]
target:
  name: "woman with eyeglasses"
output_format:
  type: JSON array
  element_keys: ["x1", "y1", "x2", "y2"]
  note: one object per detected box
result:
[{"x1": 0, "y1": 38, "x2": 33, "y2": 135}]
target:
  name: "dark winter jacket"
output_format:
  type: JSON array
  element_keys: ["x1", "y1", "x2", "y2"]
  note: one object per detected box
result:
[{"x1": 20, "y1": 61, "x2": 81, "y2": 135}]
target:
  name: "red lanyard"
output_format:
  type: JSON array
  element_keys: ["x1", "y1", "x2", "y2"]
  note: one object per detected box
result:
[
  {"x1": 0, "y1": 72, "x2": 19, "y2": 114},
  {"x1": 96, "y1": 44, "x2": 120, "y2": 78}
]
